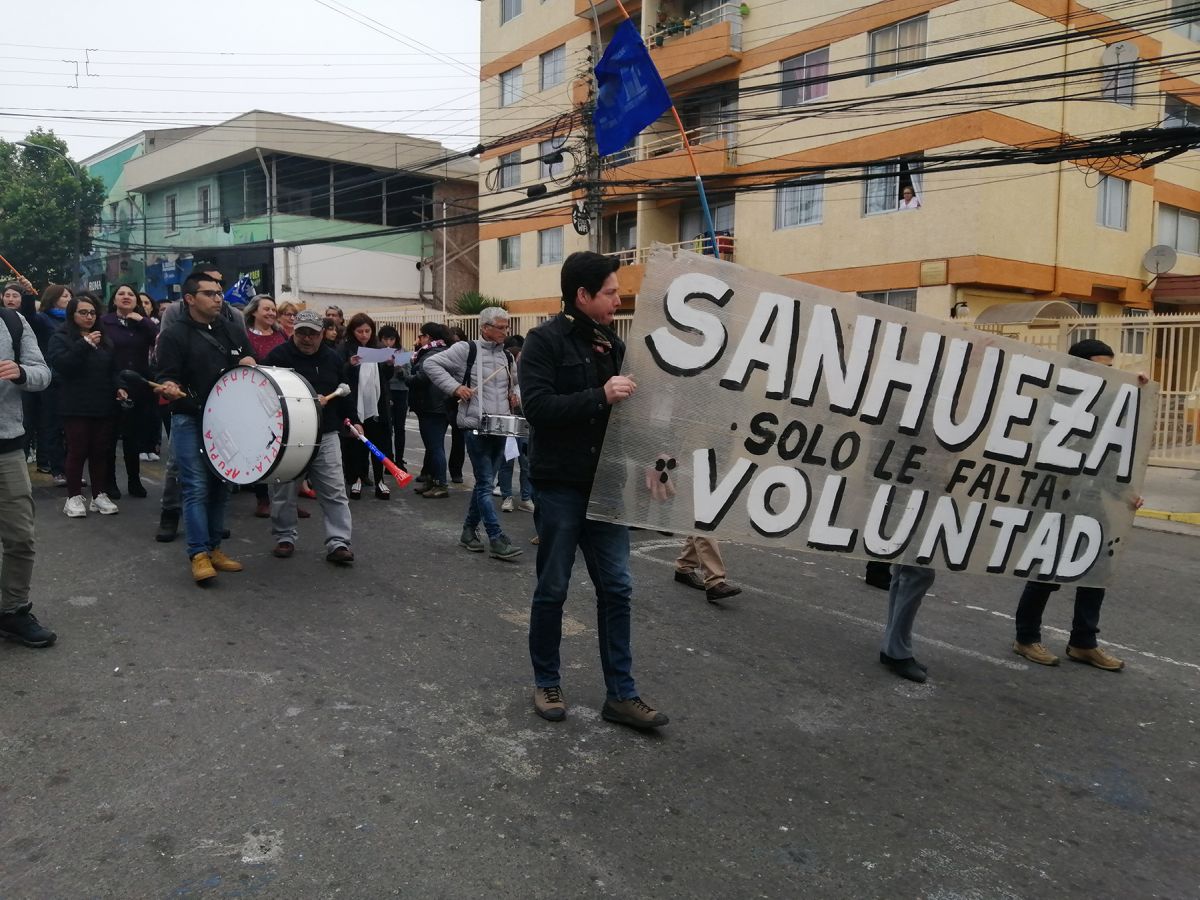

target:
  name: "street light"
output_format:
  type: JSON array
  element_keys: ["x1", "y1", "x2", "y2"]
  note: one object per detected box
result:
[{"x1": 17, "y1": 140, "x2": 84, "y2": 289}]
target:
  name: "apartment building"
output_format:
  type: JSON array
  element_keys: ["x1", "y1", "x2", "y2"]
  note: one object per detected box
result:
[
  {"x1": 83, "y1": 111, "x2": 478, "y2": 310},
  {"x1": 477, "y1": 0, "x2": 1200, "y2": 320}
]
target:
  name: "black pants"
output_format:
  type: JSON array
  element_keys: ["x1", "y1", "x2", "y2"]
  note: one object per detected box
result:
[
  {"x1": 342, "y1": 416, "x2": 390, "y2": 485},
  {"x1": 1015, "y1": 582, "x2": 1105, "y2": 649},
  {"x1": 449, "y1": 426, "x2": 465, "y2": 480},
  {"x1": 109, "y1": 395, "x2": 154, "y2": 489},
  {"x1": 389, "y1": 390, "x2": 408, "y2": 467}
]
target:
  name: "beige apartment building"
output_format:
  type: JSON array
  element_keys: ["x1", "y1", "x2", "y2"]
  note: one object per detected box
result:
[{"x1": 476, "y1": 0, "x2": 1200, "y2": 323}]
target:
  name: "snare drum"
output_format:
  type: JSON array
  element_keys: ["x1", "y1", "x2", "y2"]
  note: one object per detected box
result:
[
  {"x1": 478, "y1": 414, "x2": 529, "y2": 438},
  {"x1": 201, "y1": 365, "x2": 320, "y2": 485}
]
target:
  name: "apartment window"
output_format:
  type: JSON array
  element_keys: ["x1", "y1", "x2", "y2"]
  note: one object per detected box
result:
[
  {"x1": 863, "y1": 157, "x2": 923, "y2": 215},
  {"x1": 1173, "y1": 0, "x2": 1200, "y2": 42},
  {"x1": 539, "y1": 138, "x2": 567, "y2": 180},
  {"x1": 109, "y1": 202, "x2": 119, "y2": 225},
  {"x1": 868, "y1": 15, "x2": 927, "y2": 82},
  {"x1": 500, "y1": 0, "x2": 521, "y2": 25},
  {"x1": 1164, "y1": 94, "x2": 1200, "y2": 129},
  {"x1": 1158, "y1": 203, "x2": 1200, "y2": 255},
  {"x1": 775, "y1": 179, "x2": 823, "y2": 229},
  {"x1": 165, "y1": 194, "x2": 177, "y2": 232},
  {"x1": 497, "y1": 150, "x2": 521, "y2": 190},
  {"x1": 540, "y1": 45, "x2": 566, "y2": 91},
  {"x1": 781, "y1": 47, "x2": 829, "y2": 105},
  {"x1": 1068, "y1": 301, "x2": 1099, "y2": 343},
  {"x1": 197, "y1": 185, "x2": 212, "y2": 226},
  {"x1": 538, "y1": 226, "x2": 564, "y2": 266},
  {"x1": 1101, "y1": 61, "x2": 1135, "y2": 106},
  {"x1": 1096, "y1": 175, "x2": 1129, "y2": 231},
  {"x1": 1122, "y1": 308, "x2": 1149, "y2": 355},
  {"x1": 858, "y1": 290, "x2": 917, "y2": 312},
  {"x1": 499, "y1": 235, "x2": 521, "y2": 271},
  {"x1": 499, "y1": 66, "x2": 521, "y2": 107},
  {"x1": 680, "y1": 196, "x2": 735, "y2": 242}
]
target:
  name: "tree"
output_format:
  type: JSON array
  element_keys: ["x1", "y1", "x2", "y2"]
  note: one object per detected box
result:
[{"x1": 0, "y1": 130, "x2": 106, "y2": 289}]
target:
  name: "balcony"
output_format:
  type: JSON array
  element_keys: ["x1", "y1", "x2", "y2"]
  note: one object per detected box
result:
[
  {"x1": 646, "y1": 3, "x2": 744, "y2": 84},
  {"x1": 604, "y1": 236, "x2": 737, "y2": 297},
  {"x1": 601, "y1": 126, "x2": 736, "y2": 197}
]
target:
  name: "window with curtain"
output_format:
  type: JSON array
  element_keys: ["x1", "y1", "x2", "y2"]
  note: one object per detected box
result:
[
  {"x1": 868, "y1": 15, "x2": 927, "y2": 82},
  {"x1": 863, "y1": 157, "x2": 923, "y2": 215},
  {"x1": 775, "y1": 179, "x2": 823, "y2": 229},
  {"x1": 501, "y1": 0, "x2": 521, "y2": 25},
  {"x1": 499, "y1": 66, "x2": 521, "y2": 107},
  {"x1": 781, "y1": 47, "x2": 829, "y2": 105},
  {"x1": 679, "y1": 198, "x2": 735, "y2": 243},
  {"x1": 1096, "y1": 176, "x2": 1129, "y2": 231},
  {"x1": 1158, "y1": 203, "x2": 1200, "y2": 255},
  {"x1": 538, "y1": 227, "x2": 564, "y2": 266},
  {"x1": 497, "y1": 150, "x2": 521, "y2": 190},
  {"x1": 540, "y1": 45, "x2": 566, "y2": 91},
  {"x1": 499, "y1": 236, "x2": 521, "y2": 271}
]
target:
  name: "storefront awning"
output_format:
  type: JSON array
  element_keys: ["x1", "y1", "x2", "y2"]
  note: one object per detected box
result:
[
  {"x1": 1152, "y1": 275, "x2": 1200, "y2": 305},
  {"x1": 971, "y1": 300, "x2": 1080, "y2": 326}
]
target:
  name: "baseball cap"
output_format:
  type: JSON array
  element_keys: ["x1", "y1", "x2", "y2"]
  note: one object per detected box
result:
[{"x1": 294, "y1": 310, "x2": 324, "y2": 332}]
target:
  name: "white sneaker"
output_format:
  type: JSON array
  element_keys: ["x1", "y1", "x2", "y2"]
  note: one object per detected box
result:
[
  {"x1": 501, "y1": 496, "x2": 515, "y2": 512},
  {"x1": 138, "y1": 452, "x2": 150, "y2": 461},
  {"x1": 64, "y1": 495, "x2": 88, "y2": 518},
  {"x1": 147, "y1": 452, "x2": 160, "y2": 461},
  {"x1": 518, "y1": 499, "x2": 535, "y2": 513},
  {"x1": 89, "y1": 493, "x2": 119, "y2": 515},
  {"x1": 492, "y1": 486, "x2": 502, "y2": 497}
]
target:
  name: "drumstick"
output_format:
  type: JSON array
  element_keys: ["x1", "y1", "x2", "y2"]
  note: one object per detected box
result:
[
  {"x1": 119, "y1": 368, "x2": 185, "y2": 398},
  {"x1": 319, "y1": 382, "x2": 351, "y2": 405},
  {"x1": 343, "y1": 418, "x2": 413, "y2": 488},
  {"x1": 0, "y1": 252, "x2": 25, "y2": 280}
]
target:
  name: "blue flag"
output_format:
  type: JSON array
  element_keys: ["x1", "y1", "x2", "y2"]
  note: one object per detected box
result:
[{"x1": 593, "y1": 20, "x2": 673, "y2": 157}]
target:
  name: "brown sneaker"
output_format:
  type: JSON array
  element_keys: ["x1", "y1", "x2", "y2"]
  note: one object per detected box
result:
[
  {"x1": 208, "y1": 548, "x2": 244, "y2": 572},
  {"x1": 422, "y1": 482, "x2": 449, "y2": 499},
  {"x1": 533, "y1": 686, "x2": 567, "y2": 722},
  {"x1": 273, "y1": 541, "x2": 295, "y2": 559},
  {"x1": 1066, "y1": 645, "x2": 1124, "y2": 671},
  {"x1": 191, "y1": 552, "x2": 217, "y2": 583},
  {"x1": 705, "y1": 581, "x2": 742, "y2": 603},
  {"x1": 1013, "y1": 641, "x2": 1060, "y2": 666},
  {"x1": 601, "y1": 696, "x2": 669, "y2": 730}
]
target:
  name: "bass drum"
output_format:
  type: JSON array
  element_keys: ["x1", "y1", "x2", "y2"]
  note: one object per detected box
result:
[{"x1": 201, "y1": 365, "x2": 320, "y2": 485}]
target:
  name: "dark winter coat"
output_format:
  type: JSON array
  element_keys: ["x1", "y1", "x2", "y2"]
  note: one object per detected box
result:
[{"x1": 47, "y1": 328, "x2": 120, "y2": 418}]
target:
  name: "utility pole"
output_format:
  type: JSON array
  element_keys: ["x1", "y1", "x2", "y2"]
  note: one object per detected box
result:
[{"x1": 442, "y1": 199, "x2": 448, "y2": 315}]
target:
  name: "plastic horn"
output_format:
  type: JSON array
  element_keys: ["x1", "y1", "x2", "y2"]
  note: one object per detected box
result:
[
  {"x1": 319, "y1": 382, "x2": 351, "y2": 405},
  {"x1": 343, "y1": 418, "x2": 413, "y2": 488}
]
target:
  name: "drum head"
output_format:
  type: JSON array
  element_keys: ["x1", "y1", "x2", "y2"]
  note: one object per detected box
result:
[{"x1": 201, "y1": 365, "x2": 318, "y2": 485}]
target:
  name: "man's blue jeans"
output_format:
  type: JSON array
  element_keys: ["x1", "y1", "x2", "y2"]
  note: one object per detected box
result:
[
  {"x1": 416, "y1": 411, "x2": 448, "y2": 484},
  {"x1": 464, "y1": 431, "x2": 506, "y2": 541},
  {"x1": 171, "y1": 413, "x2": 230, "y2": 559},
  {"x1": 529, "y1": 482, "x2": 637, "y2": 701}
]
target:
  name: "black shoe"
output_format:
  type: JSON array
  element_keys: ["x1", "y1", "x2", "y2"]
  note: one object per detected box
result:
[
  {"x1": 673, "y1": 569, "x2": 706, "y2": 591},
  {"x1": 221, "y1": 529, "x2": 231, "y2": 540},
  {"x1": 128, "y1": 479, "x2": 148, "y2": 498},
  {"x1": 879, "y1": 652, "x2": 928, "y2": 682},
  {"x1": 0, "y1": 606, "x2": 57, "y2": 648},
  {"x1": 326, "y1": 546, "x2": 355, "y2": 566},
  {"x1": 107, "y1": 484, "x2": 122, "y2": 501},
  {"x1": 705, "y1": 581, "x2": 742, "y2": 603},
  {"x1": 155, "y1": 508, "x2": 180, "y2": 543}
]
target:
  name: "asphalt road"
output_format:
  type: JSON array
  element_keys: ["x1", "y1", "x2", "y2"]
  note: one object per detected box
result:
[{"x1": 1, "y1": 451, "x2": 1198, "y2": 899}]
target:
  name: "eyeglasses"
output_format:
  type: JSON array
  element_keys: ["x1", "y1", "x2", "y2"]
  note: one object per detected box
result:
[
  {"x1": 75, "y1": 310, "x2": 97, "y2": 317},
  {"x1": 279, "y1": 311, "x2": 296, "y2": 318},
  {"x1": 195, "y1": 290, "x2": 223, "y2": 299},
  {"x1": 484, "y1": 322, "x2": 510, "y2": 332}
]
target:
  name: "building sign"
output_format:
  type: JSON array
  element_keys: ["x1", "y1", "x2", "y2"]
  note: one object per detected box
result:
[{"x1": 588, "y1": 251, "x2": 1157, "y2": 587}]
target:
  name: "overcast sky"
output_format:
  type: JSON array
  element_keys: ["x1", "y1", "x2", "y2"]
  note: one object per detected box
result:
[{"x1": 3, "y1": 0, "x2": 484, "y2": 161}]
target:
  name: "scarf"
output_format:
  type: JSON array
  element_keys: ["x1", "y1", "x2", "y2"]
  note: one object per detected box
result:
[
  {"x1": 357, "y1": 357, "x2": 381, "y2": 421},
  {"x1": 565, "y1": 305, "x2": 619, "y2": 382}
]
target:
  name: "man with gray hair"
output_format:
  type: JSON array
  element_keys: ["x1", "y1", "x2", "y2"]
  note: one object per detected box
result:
[{"x1": 424, "y1": 307, "x2": 522, "y2": 561}]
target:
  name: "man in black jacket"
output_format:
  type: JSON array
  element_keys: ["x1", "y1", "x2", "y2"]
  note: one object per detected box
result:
[
  {"x1": 519, "y1": 251, "x2": 668, "y2": 730},
  {"x1": 156, "y1": 275, "x2": 254, "y2": 584},
  {"x1": 264, "y1": 310, "x2": 362, "y2": 565}
]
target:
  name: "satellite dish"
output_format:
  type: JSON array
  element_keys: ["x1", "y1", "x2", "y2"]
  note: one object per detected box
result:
[
  {"x1": 1142, "y1": 244, "x2": 1178, "y2": 275},
  {"x1": 1101, "y1": 41, "x2": 1139, "y2": 66}
]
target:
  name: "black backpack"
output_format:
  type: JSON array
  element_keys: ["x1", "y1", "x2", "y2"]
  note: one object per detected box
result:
[{"x1": 0, "y1": 307, "x2": 23, "y2": 364}]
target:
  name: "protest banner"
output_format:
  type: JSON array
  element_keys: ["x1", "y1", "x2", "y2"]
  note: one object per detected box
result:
[{"x1": 587, "y1": 250, "x2": 1157, "y2": 586}]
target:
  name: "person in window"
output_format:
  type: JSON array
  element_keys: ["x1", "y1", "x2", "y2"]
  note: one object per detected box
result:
[{"x1": 899, "y1": 185, "x2": 922, "y2": 210}]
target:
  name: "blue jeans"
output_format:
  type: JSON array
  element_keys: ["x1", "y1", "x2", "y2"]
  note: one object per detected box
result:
[
  {"x1": 498, "y1": 437, "x2": 532, "y2": 501},
  {"x1": 882, "y1": 565, "x2": 936, "y2": 659},
  {"x1": 464, "y1": 432, "x2": 506, "y2": 541},
  {"x1": 416, "y1": 411, "x2": 448, "y2": 484},
  {"x1": 529, "y1": 483, "x2": 637, "y2": 701},
  {"x1": 171, "y1": 413, "x2": 230, "y2": 559}
]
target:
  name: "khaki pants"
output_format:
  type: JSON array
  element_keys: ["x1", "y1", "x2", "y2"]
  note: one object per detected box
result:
[
  {"x1": 675, "y1": 536, "x2": 727, "y2": 588},
  {"x1": 0, "y1": 448, "x2": 36, "y2": 614}
]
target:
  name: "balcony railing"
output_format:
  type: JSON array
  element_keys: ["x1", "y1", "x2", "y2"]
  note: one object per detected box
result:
[
  {"x1": 646, "y1": 3, "x2": 744, "y2": 52},
  {"x1": 603, "y1": 235, "x2": 737, "y2": 266},
  {"x1": 602, "y1": 124, "x2": 738, "y2": 168}
]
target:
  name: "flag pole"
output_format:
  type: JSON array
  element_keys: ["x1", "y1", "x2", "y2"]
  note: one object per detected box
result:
[{"x1": 605, "y1": 0, "x2": 722, "y2": 260}]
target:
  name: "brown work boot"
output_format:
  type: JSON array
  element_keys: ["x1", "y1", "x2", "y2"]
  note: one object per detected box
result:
[
  {"x1": 1013, "y1": 641, "x2": 1060, "y2": 666},
  {"x1": 191, "y1": 552, "x2": 217, "y2": 583},
  {"x1": 601, "y1": 696, "x2": 669, "y2": 730},
  {"x1": 208, "y1": 548, "x2": 244, "y2": 573},
  {"x1": 1066, "y1": 644, "x2": 1124, "y2": 671},
  {"x1": 533, "y1": 686, "x2": 567, "y2": 722}
]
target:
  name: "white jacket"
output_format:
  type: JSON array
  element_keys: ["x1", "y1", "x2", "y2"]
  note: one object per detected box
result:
[{"x1": 424, "y1": 339, "x2": 514, "y2": 430}]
